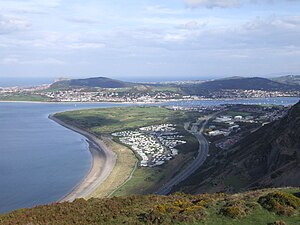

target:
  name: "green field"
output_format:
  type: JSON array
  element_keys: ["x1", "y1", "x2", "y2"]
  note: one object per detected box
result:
[
  {"x1": 1, "y1": 188, "x2": 300, "y2": 224},
  {"x1": 55, "y1": 106, "x2": 200, "y2": 134},
  {"x1": 0, "y1": 93, "x2": 50, "y2": 102}
]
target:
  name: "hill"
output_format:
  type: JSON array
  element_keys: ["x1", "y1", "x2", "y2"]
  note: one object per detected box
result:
[
  {"x1": 181, "y1": 77, "x2": 300, "y2": 95},
  {"x1": 50, "y1": 77, "x2": 136, "y2": 89},
  {"x1": 1, "y1": 188, "x2": 300, "y2": 224},
  {"x1": 271, "y1": 75, "x2": 300, "y2": 86},
  {"x1": 177, "y1": 101, "x2": 300, "y2": 194}
]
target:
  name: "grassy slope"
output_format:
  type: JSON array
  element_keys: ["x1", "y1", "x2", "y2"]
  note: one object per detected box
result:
[
  {"x1": 55, "y1": 106, "x2": 199, "y2": 134},
  {"x1": 0, "y1": 93, "x2": 50, "y2": 102},
  {"x1": 55, "y1": 107, "x2": 201, "y2": 196},
  {"x1": 88, "y1": 138, "x2": 137, "y2": 198},
  {"x1": 1, "y1": 188, "x2": 299, "y2": 225}
]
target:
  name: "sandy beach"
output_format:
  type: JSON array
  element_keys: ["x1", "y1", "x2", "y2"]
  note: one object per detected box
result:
[{"x1": 49, "y1": 114, "x2": 117, "y2": 202}]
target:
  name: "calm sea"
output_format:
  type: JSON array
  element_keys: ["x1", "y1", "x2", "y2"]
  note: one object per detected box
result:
[{"x1": 0, "y1": 97, "x2": 299, "y2": 214}]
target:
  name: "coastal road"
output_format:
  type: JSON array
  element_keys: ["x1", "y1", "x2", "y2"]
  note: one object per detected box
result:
[{"x1": 156, "y1": 114, "x2": 214, "y2": 195}]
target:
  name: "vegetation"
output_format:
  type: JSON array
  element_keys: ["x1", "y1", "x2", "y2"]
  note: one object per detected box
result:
[
  {"x1": 50, "y1": 76, "x2": 136, "y2": 89},
  {"x1": 55, "y1": 106, "x2": 200, "y2": 134},
  {"x1": 0, "y1": 93, "x2": 49, "y2": 102},
  {"x1": 88, "y1": 138, "x2": 137, "y2": 198},
  {"x1": 1, "y1": 188, "x2": 300, "y2": 224},
  {"x1": 182, "y1": 77, "x2": 300, "y2": 94},
  {"x1": 113, "y1": 153, "x2": 194, "y2": 196},
  {"x1": 258, "y1": 191, "x2": 300, "y2": 216},
  {"x1": 271, "y1": 75, "x2": 300, "y2": 86},
  {"x1": 175, "y1": 101, "x2": 300, "y2": 194}
]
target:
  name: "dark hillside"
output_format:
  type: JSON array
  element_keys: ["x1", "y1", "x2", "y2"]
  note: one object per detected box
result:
[
  {"x1": 50, "y1": 77, "x2": 136, "y2": 89},
  {"x1": 272, "y1": 75, "x2": 300, "y2": 86},
  {"x1": 177, "y1": 101, "x2": 300, "y2": 194},
  {"x1": 181, "y1": 77, "x2": 300, "y2": 96}
]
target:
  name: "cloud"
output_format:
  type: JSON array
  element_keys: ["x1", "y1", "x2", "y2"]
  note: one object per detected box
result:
[
  {"x1": 1, "y1": 56, "x2": 19, "y2": 64},
  {"x1": 163, "y1": 33, "x2": 187, "y2": 42},
  {"x1": 1, "y1": 56, "x2": 65, "y2": 65},
  {"x1": 177, "y1": 21, "x2": 205, "y2": 30},
  {"x1": 185, "y1": 0, "x2": 240, "y2": 8},
  {"x1": 145, "y1": 5, "x2": 181, "y2": 15},
  {"x1": 0, "y1": 0, "x2": 61, "y2": 17},
  {"x1": 0, "y1": 15, "x2": 30, "y2": 34},
  {"x1": 23, "y1": 58, "x2": 66, "y2": 65},
  {"x1": 184, "y1": 0, "x2": 299, "y2": 8},
  {"x1": 65, "y1": 18, "x2": 101, "y2": 25},
  {"x1": 67, "y1": 42, "x2": 106, "y2": 49}
]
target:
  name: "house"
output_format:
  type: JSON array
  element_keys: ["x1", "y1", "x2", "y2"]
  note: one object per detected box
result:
[{"x1": 234, "y1": 115, "x2": 243, "y2": 120}]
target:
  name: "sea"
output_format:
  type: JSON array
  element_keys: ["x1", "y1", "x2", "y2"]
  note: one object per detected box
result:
[{"x1": 0, "y1": 97, "x2": 299, "y2": 214}]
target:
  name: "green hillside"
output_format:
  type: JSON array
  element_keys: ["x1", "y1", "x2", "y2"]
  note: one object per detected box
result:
[
  {"x1": 271, "y1": 75, "x2": 300, "y2": 86},
  {"x1": 181, "y1": 77, "x2": 300, "y2": 96},
  {"x1": 175, "y1": 101, "x2": 300, "y2": 194},
  {"x1": 50, "y1": 77, "x2": 136, "y2": 89},
  {"x1": 1, "y1": 188, "x2": 299, "y2": 224}
]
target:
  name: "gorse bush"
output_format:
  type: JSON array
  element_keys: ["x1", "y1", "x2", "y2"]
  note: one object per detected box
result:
[
  {"x1": 219, "y1": 200, "x2": 247, "y2": 219},
  {"x1": 268, "y1": 220, "x2": 287, "y2": 225},
  {"x1": 258, "y1": 191, "x2": 300, "y2": 216},
  {"x1": 140, "y1": 198, "x2": 208, "y2": 224}
]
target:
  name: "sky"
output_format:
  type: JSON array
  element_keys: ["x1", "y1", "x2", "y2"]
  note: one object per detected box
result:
[{"x1": 0, "y1": 0, "x2": 300, "y2": 82}]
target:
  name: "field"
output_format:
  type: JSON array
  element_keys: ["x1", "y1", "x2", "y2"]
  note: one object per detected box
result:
[
  {"x1": 0, "y1": 93, "x2": 49, "y2": 102},
  {"x1": 55, "y1": 106, "x2": 201, "y2": 196},
  {"x1": 88, "y1": 137, "x2": 137, "y2": 198},
  {"x1": 55, "y1": 106, "x2": 199, "y2": 134},
  {"x1": 1, "y1": 188, "x2": 300, "y2": 224},
  {"x1": 113, "y1": 153, "x2": 195, "y2": 196}
]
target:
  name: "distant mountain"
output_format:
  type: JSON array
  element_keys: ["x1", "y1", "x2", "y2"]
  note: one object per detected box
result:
[
  {"x1": 50, "y1": 77, "x2": 136, "y2": 89},
  {"x1": 49, "y1": 76, "x2": 300, "y2": 96},
  {"x1": 180, "y1": 77, "x2": 300, "y2": 96},
  {"x1": 271, "y1": 75, "x2": 300, "y2": 86},
  {"x1": 197, "y1": 77, "x2": 297, "y2": 90},
  {"x1": 177, "y1": 101, "x2": 300, "y2": 194}
]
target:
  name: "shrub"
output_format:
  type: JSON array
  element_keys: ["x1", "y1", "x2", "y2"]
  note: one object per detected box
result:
[
  {"x1": 220, "y1": 205, "x2": 246, "y2": 219},
  {"x1": 258, "y1": 191, "x2": 300, "y2": 216},
  {"x1": 140, "y1": 198, "x2": 208, "y2": 224},
  {"x1": 220, "y1": 200, "x2": 247, "y2": 219},
  {"x1": 268, "y1": 220, "x2": 287, "y2": 225}
]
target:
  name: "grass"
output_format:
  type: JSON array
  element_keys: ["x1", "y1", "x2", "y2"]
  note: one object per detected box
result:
[
  {"x1": 0, "y1": 93, "x2": 49, "y2": 102},
  {"x1": 1, "y1": 188, "x2": 299, "y2": 224},
  {"x1": 148, "y1": 86, "x2": 182, "y2": 93},
  {"x1": 88, "y1": 137, "x2": 137, "y2": 198},
  {"x1": 224, "y1": 175, "x2": 248, "y2": 192},
  {"x1": 114, "y1": 153, "x2": 195, "y2": 196},
  {"x1": 55, "y1": 106, "x2": 197, "y2": 134}
]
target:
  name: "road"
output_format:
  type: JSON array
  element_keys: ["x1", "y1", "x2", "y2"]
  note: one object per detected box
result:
[{"x1": 156, "y1": 114, "x2": 214, "y2": 195}]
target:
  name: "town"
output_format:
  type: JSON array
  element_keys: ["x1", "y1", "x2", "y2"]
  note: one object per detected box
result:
[
  {"x1": 1, "y1": 83, "x2": 299, "y2": 103},
  {"x1": 41, "y1": 89, "x2": 187, "y2": 103},
  {"x1": 169, "y1": 104, "x2": 289, "y2": 150},
  {"x1": 112, "y1": 124, "x2": 186, "y2": 167}
]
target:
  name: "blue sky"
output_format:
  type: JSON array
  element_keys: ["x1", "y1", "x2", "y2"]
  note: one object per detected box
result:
[{"x1": 0, "y1": 0, "x2": 300, "y2": 81}]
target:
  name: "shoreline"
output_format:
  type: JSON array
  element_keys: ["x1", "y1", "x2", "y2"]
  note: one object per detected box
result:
[
  {"x1": 49, "y1": 114, "x2": 117, "y2": 202},
  {"x1": 0, "y1": 96, "x2": 299, "y2": 105}
]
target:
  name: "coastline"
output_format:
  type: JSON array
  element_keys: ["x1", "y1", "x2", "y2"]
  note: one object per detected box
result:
[
  {"x1": 0, "y1": 96, "x2": 299, "y2": 105},
  {"x1": 49, "y1": 114, "x2": 117, "y2": 202}
]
